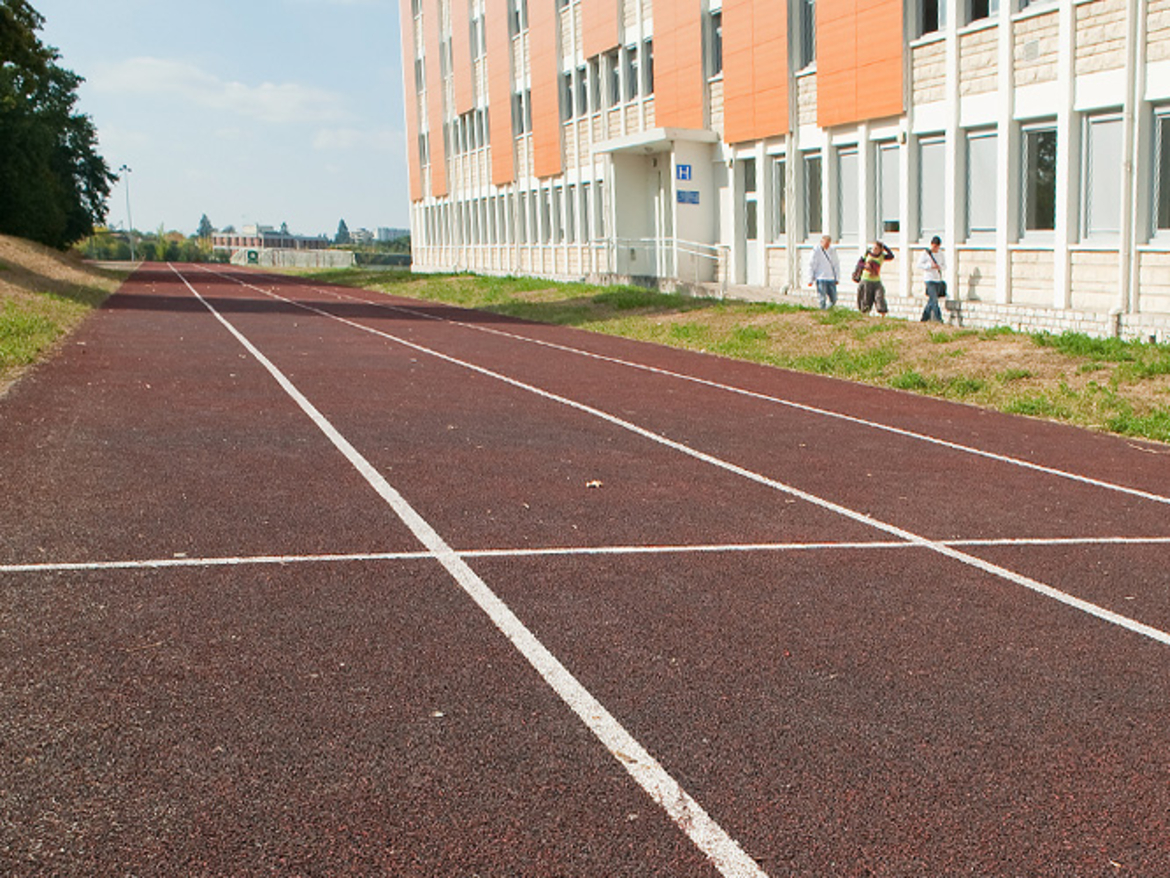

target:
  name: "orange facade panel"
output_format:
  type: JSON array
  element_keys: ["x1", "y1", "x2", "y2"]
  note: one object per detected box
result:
[
  {"x1": 423, "y1": 0, "x2": 447, "y2": 198},
  {"x1": 581, "y1": 0, "x2": 619, "y2": 59},
  {"x1": 485, "y1": 0, "x2": 514, "y2": 186},
  {"x1": 528, "y1": 0, "x2": 562, "y2": 179},
  {"x1": 816, "y1": 0, "x2": 903, "y2": 129},
  {"x1": 723, "y1": 0, "x2": 788, "y2": 145},
  {"x1": 399, "y1": 0, "x2": 423, "y2": 202},
  {"x1": 450, "y1": 0, "x2": 475, "y2": 115},
  {"x1": 653, "y1": 0, "x2": 704, "y2": 130}
]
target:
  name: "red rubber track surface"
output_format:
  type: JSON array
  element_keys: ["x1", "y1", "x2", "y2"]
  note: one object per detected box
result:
[{"x1": 2, "y1": 263, "x2": 1168, "y2": 877}]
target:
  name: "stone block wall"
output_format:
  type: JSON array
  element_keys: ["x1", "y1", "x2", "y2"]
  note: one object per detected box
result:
[
  {"x1": 1014, "y1": 10, "x2": 1060, "y2": 86},
  {"x1": 1010, "y1": 249, "x2": 1056, "y2": 305},
  {"x1": 1075, "y1": 0, "x2": 1128, "y2": 75},
  {"x1": 959, "y1": 26, "x2": 999, "y2": 96},
  {"x1": 912, "y1": 39, "x2": 947, "y2": 105}
]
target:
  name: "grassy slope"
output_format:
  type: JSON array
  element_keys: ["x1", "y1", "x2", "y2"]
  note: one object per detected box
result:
[
  {"x1": 297, "y1": 268, "x2": 1170, "y2": 444},
  {"x1": 0, "y1": 235, "x2": 129, "y2": 395}
]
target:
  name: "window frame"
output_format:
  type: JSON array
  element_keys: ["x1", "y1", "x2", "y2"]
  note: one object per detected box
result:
[
  {"x1": 1152, "y1": 107, "x2": 1170, "y2": 240},
  {"x1": 917, "y1": 135, "x2": 946, "y2": 241},
  {"x1": 965, "y1": 128, "x2": 998, "y2": 241},
  {"x1": 706, "y1": 11, "x2": 723, "y2": 79},
  {"x1": 803, "y1": 151, "x2": 823, "y2": 240},
  {"x1": 771, "y1": 156, "x2": 787, "y2": 241},
  {"x1": 1021, "y1": 121, "x2": 1058, "y2": 242},
  {"x1": 875, "y1": 140, "x2": 901, "y2": 236},
  {"x1": 1081, "y1": 111, "x2": 1124, "y2": 243}
]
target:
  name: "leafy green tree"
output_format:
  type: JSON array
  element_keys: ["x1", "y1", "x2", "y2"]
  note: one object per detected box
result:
[
  {"x1": 197, "y1": 214, "x2": 214, "y2": 239},
  {"x1": 335, "y1": 218, "x2": 351, "y2": 244},
  {"x1": 0, "y1": 0, "x2": 114, "y2": 248}
]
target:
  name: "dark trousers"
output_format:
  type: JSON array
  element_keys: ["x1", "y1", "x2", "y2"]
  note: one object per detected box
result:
[
  {"x1": 921, "y1": 281, "x2": 944, "y2": 322},
  {"x1": 857, "y1": 280, "x2": 887, "y2": 314}
]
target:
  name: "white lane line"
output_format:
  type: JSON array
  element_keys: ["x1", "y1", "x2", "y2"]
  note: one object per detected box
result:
[
  {"x1": 0, "y1": 551, "x2": 434, "y2": 574},
  {"x1": 209, "y1": 270, "x2": 1170, "y2": 648},
  {"x1": 278, "y1": 274, "x2": 1170, "y2": 509},
  {"x1": 7, "y1": 535, "x2": 1170, "y2": 576},
  {"x1": 168, "y1": 265, "x2": 768, "y2": 878}
]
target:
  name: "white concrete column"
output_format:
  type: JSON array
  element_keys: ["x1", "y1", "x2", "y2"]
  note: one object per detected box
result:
[
  {"x1": 1052, "y1": 0, "x2": 1078, "y2": 310},
  {"x1": 944, "y1": 0, "x2": 961, "y2": 299},
  {"x1": 995, "y1": 9, "x2": 1014, "y2": 305}
]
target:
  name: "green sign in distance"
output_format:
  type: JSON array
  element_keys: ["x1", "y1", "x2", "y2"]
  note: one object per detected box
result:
[{"x1": 247, "y1": 250, "x2": 259, "y2": 264}]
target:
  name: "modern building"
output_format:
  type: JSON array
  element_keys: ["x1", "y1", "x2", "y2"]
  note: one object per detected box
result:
[{"x1": 398, "y1": 0, "x2": 1170, "y2": 339}]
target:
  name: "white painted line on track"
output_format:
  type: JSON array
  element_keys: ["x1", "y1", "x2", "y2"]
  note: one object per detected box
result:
[
  {"x1": 278, "y1": 273, "x2": 1170, "y2": 509},
  {"x1": 168, "y1": 265, "x2": 769, "y2": 878},
  {"x1": 205, "y1": 268, "x2": 1170, "y2": 648},
  {"x1": 8, "y1": 535, "x2": 1170, "y2": 576}
]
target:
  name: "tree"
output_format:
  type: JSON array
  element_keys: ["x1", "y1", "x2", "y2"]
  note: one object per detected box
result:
[
  {"x1": 197, "y1": 214, "x2": 214, "y2": 239},
  {"x1": 335, "y1": 218, "x2": 351, "y2": 245},
  {"x1": 0, "y1": 1, "x2": 115, "y2": 248}
]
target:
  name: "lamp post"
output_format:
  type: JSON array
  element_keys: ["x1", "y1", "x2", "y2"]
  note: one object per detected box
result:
[{"x1": 118, "y1": 164, "x2": 136, "y2": 262}]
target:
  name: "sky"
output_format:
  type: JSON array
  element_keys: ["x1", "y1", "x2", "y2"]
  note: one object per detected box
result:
[{"x1": 33, "y1": 0, "x2": 410, "y2": 239}]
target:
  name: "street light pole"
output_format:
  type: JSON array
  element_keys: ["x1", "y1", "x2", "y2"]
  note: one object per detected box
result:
[{"x1": 118, "y1": 164, "x2": 136, "y2": 262}]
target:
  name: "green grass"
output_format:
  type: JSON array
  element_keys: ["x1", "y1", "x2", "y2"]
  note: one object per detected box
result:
[
  {"x1": 291, "y1": 267, "x2": 1170, "y2": 443},
  {"x1": 998, "y1": 368, "x2": 1033, "y2": 382},
  {"x1": 0, "y1": 302, "x2": 59, "y2": 366}
]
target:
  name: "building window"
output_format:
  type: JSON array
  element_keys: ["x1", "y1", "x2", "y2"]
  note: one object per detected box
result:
[
  {"x1": 581, "y1": 182, "x2": 592, "y2": 241},
  {"x1": 576, "y1": 66, "x2": 588, "y2": 118},
  {"x1": 707, "y1": 11, "x2": 723, "y2": 78},
  {"x1": 470, "y1": 13, "x2": 485, "y2": 62},
  {"x1": 552, "y1": 186, "x2": 564, "y2": 243},
  {"x1": 799, "y1": 0, "x2": 816, "y2": 69},
  {"x1": 509, "y1": 0, "x2": 527, "y2": 36},
  {"x1": 876, "y1": 141, "x2": 900, "y2": 234},
  {"x1": 596, "y1": 182, "x2": 607, "y2": 238},
  {"x1": 606, "y1": 50, "x2": 621, "y2": 107},
  {"x1": 920, "y1": 0, "x2": 943, "y2": 35},
  {"x1": 512, "y1": 88, "x2": 532, "y2": 135},
  {"x1": 804, "y1": 151, "x2": 823, "y2": 238},
  {"x1": 560, "y1": 72, "x2": 574, "y2": 122},
  {"x1": 1156, "y1": 109, "x2": 1170, "y2": 236},
  {"x1": 968, "y1": 0, "x2": 998, "y2": 24},
  {"x1": 918, "y1": 136, "x2": 946, "y2": 240},
  {"x1": 643, "y1": 39, "x2": 654, "y2": 95},
  {"x1": 1022, "y1": 123, "x2": 1057, "y2": 236},
  {"x1": 561, "y1": 183, "x2": 570, "y2": 242},
  {"x1": 1083, "y1": 114, "x2": 1122, "y2": 240},
  {"x1": 743, "y1": 158, "x2": 759, "y2": 241},
  {"x1": 541, "y1": 188, "x2": 552, "y2": 244},
  {"x1": 625, "y1": 45, "x2": 640, "y2": 102},
  {"x1": 518, "y1": 191, "x2": 529, "y2": 244},
  {"x1": 966, "y1": 129, "x2": 997, "y2": 239},
  {"x1": 772, "y1": 157, "x2": 787, "y2": 239},
  {"x1": 837, "y1": 146, "x2": 860, "y2": 243},
  {"x1": 589, "y1": 58, "x2": 601, "y2": 112}
]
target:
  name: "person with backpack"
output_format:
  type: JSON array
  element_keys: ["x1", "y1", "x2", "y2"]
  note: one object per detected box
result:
[
  {"x1": 806, "y1": 234, "x2": 841, "y2": 309},
  {"x1": 917, "y1": 235, "x2": 947, "y2": 323},
  {"x1": 855, "y1": 240, "x2": 894, "y2": 315}
]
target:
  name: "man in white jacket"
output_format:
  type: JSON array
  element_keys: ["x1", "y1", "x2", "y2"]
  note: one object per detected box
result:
[
  {"x1": 917, "y1": 235, "x2": 946, "y2": 322},
  {"x1": 806, "y1": 235, "x2": 841, "y2": 310}
]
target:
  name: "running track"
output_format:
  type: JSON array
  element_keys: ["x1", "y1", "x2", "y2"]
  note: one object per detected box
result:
[{"x1": 3, "y1": 264, "x2": 1169, "y2": 876}]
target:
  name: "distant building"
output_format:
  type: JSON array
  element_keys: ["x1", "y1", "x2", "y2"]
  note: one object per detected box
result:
[
  {"x1": 349, "y1": 227, "x2": 376, "y2": 244},
  {"x1": 378, "y1": 227, "x2": 411, "y2": 241},
  {"x1": 211, "y1": 224, "x2": 330, "y2": 253}
]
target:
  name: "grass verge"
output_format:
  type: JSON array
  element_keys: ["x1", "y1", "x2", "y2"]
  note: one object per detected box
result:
[
  {"x1": 0, "y1": 236, "x2": 129, "y2": 394},
  {"x1": 295, "y1": 268, "x2": 1170, "y2": 444}
]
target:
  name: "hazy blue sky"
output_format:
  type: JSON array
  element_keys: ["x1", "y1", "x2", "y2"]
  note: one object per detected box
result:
[{"x1": 33, "y1": 0, "x2": 409, "y2": 238}]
